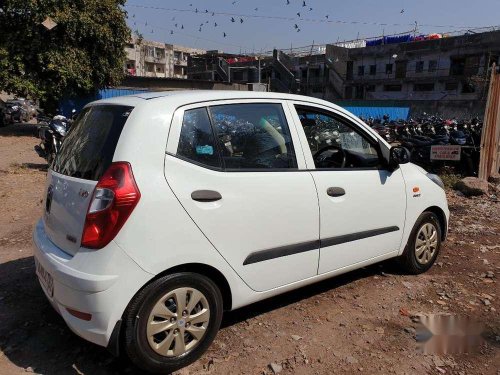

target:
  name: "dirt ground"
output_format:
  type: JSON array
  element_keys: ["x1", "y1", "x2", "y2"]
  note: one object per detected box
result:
[{"x1": 0, "y1": 123, "x2": 499, "y2": 375}]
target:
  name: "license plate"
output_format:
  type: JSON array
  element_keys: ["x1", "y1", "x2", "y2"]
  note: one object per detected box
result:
[{"x1": 35, "y1": 258, "x2": 54, "y2": 298}]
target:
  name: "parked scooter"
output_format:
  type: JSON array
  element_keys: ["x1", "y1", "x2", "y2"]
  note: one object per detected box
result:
[{"x1": 34, "y1": 112, "x2": 72, "y2": 164}]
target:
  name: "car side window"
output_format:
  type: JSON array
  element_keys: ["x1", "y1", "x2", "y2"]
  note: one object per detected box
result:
[
  {"x1": 209, "y1": 103, "x2": 297, "y2": 170},
  {"x1": 295, "y1": 106, "x2": 381, "y2": 169},
  {"x1": 177, "y1": 108, "x2": 221, "y2": 168}
]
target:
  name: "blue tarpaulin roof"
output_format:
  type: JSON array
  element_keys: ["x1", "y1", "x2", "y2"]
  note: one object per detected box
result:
[
  {"x1": 342, "y1": 106, "x2": 410, "y2": 120},
  {"x1": 61, "y1": 89, "x2": 411, "y2": 121},
  {"x1": 59, "y1": 88, "x2": 148, "y2": 117}
]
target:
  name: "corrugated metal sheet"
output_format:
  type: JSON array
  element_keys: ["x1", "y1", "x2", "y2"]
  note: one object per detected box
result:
[
  {"x1": 59, "y1": 88, "x2": 149, "y2": 116},
  {"x1": 96, "y1": 88, "x2": 149, "y2": 100},
  {"x1": 342, "y1": 106, "x2": 410, "y2": 120}
]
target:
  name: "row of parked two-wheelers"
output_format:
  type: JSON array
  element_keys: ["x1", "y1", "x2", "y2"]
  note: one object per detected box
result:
[
  {"x1": 0, "y1": 98, "x2": 75, "y2": 164},
  {"x1": 363, "y1": 114, "x2": 483, "y2": 176}
]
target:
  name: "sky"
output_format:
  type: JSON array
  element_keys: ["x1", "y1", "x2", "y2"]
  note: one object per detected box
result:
[{"x1": 124, "y1": 0, "x2": 500, "y2": 54}]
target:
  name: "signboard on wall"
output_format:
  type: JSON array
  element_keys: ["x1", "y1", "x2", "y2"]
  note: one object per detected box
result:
[{"x1": 430, "y1": 145, "x2": 461, "y2": 161}]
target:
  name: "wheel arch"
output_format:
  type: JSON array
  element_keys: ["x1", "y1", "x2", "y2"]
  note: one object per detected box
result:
[
  {"x1": 424, "y1": 205, "x2": 447, "y2": 241},
  {"x1": 111, "y1": 262, "x2": 233, "y2": 358},
  {"x1": 137, "y1": 263, "x2": 233, "y2": 312}
]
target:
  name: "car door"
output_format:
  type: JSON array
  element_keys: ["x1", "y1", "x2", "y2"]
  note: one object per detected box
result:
[
  {"x1": 287, "y1": 102, "x2": 407, "y2": 274},
  {"x1": 164, "y1": 100, "x2": 320, "y2": 292}
]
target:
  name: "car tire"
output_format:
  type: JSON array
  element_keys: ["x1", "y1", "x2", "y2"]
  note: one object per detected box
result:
[
  {"x1": 123, "y1": 272, "x2": 223, "y2": 374},
  {"x1": 398, "y1": 212, "x2": 442, "y2": 274}
]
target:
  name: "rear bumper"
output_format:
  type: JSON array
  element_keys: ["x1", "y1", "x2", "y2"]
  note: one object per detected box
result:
[{"x1": 32, "y1": 219, "x2": 153, "y2": 347}]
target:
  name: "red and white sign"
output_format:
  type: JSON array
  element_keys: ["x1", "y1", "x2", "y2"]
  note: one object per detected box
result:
[{"x1": 430, "y1": 145, "x2": 461, "y2": 161}]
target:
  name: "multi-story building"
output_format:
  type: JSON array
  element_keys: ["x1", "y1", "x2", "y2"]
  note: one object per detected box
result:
[
  {"x1": 326, "y1": 29, "x2": 500, "y2": 102},
  {"x1": 125, "y1": 36, "x2": 205, "y2": 79}
]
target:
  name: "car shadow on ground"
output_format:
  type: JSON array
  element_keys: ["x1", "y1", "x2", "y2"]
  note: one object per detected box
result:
[
  {"x1": 0, "y1": 123, "x2": 38, "y2": 137},
  {"x1": 0, "y1": 255, "x2": 398, "y2": 374}
]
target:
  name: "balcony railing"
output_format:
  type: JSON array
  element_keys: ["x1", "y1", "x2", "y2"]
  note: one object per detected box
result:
[{"x1": 144, "y1": 55, "x2": 166, "y2": 63}]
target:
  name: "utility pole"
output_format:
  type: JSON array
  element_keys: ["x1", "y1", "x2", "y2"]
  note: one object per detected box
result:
[{"x1": 258, "y1": 56, "x2": 261, "y2": 84}]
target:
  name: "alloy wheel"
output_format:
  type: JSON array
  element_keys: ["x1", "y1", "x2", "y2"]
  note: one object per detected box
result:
[
  {"x1": 146, "y1": 287, "x2": 210, "y2": 357},
  {"x1": 415, "y1": 223, "x2": 438, "y2": 265}
]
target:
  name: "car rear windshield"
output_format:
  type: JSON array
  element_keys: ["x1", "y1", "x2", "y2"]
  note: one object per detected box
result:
[{"x1": 51, "y1": 105, "x2": 133, "y2": 181}]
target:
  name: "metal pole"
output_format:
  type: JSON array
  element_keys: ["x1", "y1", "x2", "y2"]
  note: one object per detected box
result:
[{"x1": 258, "y1": 57, "x2": 261, "y2": 84}]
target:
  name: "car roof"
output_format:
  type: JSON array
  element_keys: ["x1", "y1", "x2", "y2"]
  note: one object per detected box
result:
[{"x1": 89, "y1": 90, "x2": 346, "y2": 113}]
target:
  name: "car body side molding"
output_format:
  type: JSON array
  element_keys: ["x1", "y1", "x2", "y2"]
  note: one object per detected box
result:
[
  {"x1": 243, "y1": 226, "x2": 400, "y2": 265},
  {"x1": 243, "y1": 240, "x2": 320, "y2": 265},
  {"x1": 320, "y1": 226, "x2": 400, "y2": 248}
]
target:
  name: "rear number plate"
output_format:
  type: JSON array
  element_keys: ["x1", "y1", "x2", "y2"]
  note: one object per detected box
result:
[{"x1": 35, "y1": 258, "x2": 54, "y2": 297}]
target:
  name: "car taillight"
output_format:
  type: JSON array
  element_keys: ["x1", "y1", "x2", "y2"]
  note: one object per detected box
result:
[{"x1": 81, "y1": 162, "x2": 140, "y2": 249}]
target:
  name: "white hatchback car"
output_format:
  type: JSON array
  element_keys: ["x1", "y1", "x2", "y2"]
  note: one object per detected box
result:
[{"x1": 33, "y1": 91, "x2": 448, "y2": 373}]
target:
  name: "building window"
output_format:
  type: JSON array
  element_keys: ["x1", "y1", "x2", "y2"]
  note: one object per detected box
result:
[
  {"x1": 385, "y1": 64, "x2": 393, "y2": 74},
  {"x1": 354, "y1": 85, "x2": 364, "y2": 99},
  {"x1": 369, "y1": 65, "x2": 376, "y2": 75},
  {"x1": 145, "y1": 46, "x2": 155, "y2": 57},
  {"x1": 345, "y1": 86, "x2": 353, "y2": 99},
  {"x1": 346, "y1": 61, "x2": 354, "y2": 80},
  {"x1": 416, "y1": 61, "x2": 424, "y2": 73},
  {"x1": 125, "y1": 43, "x2": 134, "y2": 49},
  {"x1": 462, "y1": 81, "x2": 476, "y2": 93},
  {"x1": 154, "y1": 48, "x2": 165, "y2": 59},
  {"x1": 365, "y1": 85, "x2": 376, "y2": 92},
  {"x1": 145, "y1": 62, "x2": 154, "y2": 72},
  {"x1": 414, "y1": 83, "x2": 435, "y2": 91},
  {"x1": 358, "y1": 66, "x2": 365, "y2": 76},
  {"x1": 384, "y1": 84, "x2": 402, "y2": 92},
  {"x1": 464, "y1": 56, "x2": 480, "y2": 75},
  {"x1": 450, "y1": 57, "x2": 466, "y2": 76},
  {"x1": 232, "y1": 71, "x2": 244, "y2": 81},
  {"x1": 445, "y1": 82, "x2": 458, "y2": 91},
  {"x1": 428, "y1": 60, "x2": 438, "y2": 73}
]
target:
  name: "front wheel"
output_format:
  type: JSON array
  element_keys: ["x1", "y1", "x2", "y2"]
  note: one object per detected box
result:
[
  {"x1": 398, "y1": 212, "x2": 442, "y2": 274},
  {"x1": 124, "y1": 273, "x2": 223, "y2": 374}
]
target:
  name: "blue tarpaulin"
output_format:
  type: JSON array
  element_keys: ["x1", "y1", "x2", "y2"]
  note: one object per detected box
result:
[
  {"x1": 59, "y1": 88, "x2": 149, "y2": 117},
  {"x1": 342, "y1": 106, "x2": 410, "y2": 121}
]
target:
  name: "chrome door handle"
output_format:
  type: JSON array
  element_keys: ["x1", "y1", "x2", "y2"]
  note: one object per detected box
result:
[
  {"x1": 327, "y1": 187, "x2": 345, "y2": 197},
  {"x1": 191, "y1": 190, "x2": 222, "y2": 202}
]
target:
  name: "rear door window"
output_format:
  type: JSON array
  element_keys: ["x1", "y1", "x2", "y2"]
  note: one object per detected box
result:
[
  {"x1": 209, "y1": 103, "x2": 297, "y2": 170},
  {"x1": 52, "y1": 105, "x2": 133, "y2": 180}
]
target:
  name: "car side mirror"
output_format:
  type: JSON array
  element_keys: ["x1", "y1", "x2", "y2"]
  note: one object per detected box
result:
[{"x1": 389, "y1": 146, "x2": 411, "y2": 167}]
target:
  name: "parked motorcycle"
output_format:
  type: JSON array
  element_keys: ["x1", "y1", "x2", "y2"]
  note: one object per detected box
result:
[
  {"x1": 2, "y1": 99, "x2": 37, "y2": 125},
  {"x1": 34, "y1": 114, "x2": 71, "y2": 164}
]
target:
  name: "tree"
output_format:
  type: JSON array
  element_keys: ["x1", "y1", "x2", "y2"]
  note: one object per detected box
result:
[{"x1": 0, "y1": 0, "x2": 130, "y2": 110}]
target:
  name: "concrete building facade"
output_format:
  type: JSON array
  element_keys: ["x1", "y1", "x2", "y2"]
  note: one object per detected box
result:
[
  {"x1": 125, "y1": 36, "x2": 205, "y2": 79},
  {"x1": 325, "y1": 30, "x2": 500, "y2": 102}
]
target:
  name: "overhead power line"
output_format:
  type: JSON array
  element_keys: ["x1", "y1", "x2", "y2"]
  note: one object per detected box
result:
[
  {"x1": 125, "y1": 4, "x2": 482, "y2": 30},
  {"x1": 132, "y1": 21, "x2": 254, "y2": 51}
]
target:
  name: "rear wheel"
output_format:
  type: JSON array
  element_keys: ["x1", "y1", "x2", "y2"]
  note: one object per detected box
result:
[
  {"x1": 124, "y1": 273, "x2": 223, "y2": 374},
  {"x1": 398, "y1": 212, "x2": 442, "y2": 274}
]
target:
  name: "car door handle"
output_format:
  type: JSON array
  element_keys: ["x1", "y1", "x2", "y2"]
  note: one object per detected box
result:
[
  {"x1": 327, "y1": 187, "x2": 346, "y2": 197},
  {"x1": 191, "y1": 190, "x2": 222, "y2": 202}
]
